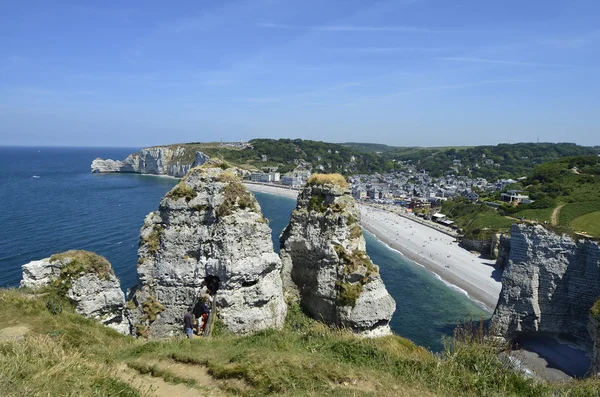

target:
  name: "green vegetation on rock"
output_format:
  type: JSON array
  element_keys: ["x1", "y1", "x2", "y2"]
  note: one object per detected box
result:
[
  {"x1": 215, "y1": 181, "x2": 257, "y2": 217},
  {"x1": 166, "y1": 182, "x2": 196, "y2": 202},
  {"x1": 350, "y1": 224, "x2": 363, "y2": 239},
  {"x1": 50, "y1": 250, "x2": 113, "y2": 280},
  {"x1": 308, "y1": 194, "x2": 328, "y2": 212},
  {"x1": 336, "y1": 281, "x2": 364, "y2": 307},
  {"x1": 144, "y1": 225, "x2": 164, "y2": 255},
  {"x1": 591, "y1": 299, "x2": 600, "y2": 321},
  {"x1": 333, "y1": 245, "x2": 379, "y2": 307}
]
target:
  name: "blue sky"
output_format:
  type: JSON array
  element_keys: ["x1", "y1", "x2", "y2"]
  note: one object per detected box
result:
[{"x1": 1, "y1": 0, "x2": 599, "y2": 147}]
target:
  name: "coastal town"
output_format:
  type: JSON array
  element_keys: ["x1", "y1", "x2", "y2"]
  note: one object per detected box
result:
[{"x1": 244, "y1": 162, "x2": 529, "y2": 218}]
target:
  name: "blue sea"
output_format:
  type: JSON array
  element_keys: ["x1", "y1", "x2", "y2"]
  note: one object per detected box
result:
[{"x1": 0, "y1": 147, "x2": 487, "y2": 351}]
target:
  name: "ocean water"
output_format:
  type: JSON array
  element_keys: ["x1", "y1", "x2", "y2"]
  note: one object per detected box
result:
[{"x1": 0, "y1": 147, "x2": 486, "y2": 351}]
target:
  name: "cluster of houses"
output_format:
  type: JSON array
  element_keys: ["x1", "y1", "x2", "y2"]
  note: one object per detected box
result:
[
  {"x1": 349, "y1": 167, "x2": 530, "y2": 209},
  {"x1": 243, "y1": 160, "x2": 533, "y2": 221}
]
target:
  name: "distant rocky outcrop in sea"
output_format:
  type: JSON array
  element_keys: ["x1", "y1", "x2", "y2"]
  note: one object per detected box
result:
[
  {"x1": 491, "y1": 224, "x2": 600, "y2": 376},
  {"x1": 127, "y1": 164, "x2": 286, "y2": 338},
  {"x1": 91, "y1": 145, "x2": 210, "y2": 178},
  {"x1": 279, "y1": 174, "x2": 396, "y2": 337},
  {"x1": 20, "y1": 250, "x2": 129, "y2": 334}
]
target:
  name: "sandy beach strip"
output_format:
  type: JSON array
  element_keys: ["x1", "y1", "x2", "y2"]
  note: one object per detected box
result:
[
  {"x1": 245, "y1": 182, "x2": 501, "y2": 311},
  {"x1": 244, "y1": 182, "x2": 300, "y2": 199},
  {"x1": 360, "y1": 206, "x2": 501, "y2": 311}
]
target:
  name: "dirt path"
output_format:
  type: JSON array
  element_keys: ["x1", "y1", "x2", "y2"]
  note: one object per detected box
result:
[
  {"x1": 551, "y1": 204, "x2": 565, "y2": 226},
  {"x1": 116, "y1": 359, "x2": 233, "y2": 397}
]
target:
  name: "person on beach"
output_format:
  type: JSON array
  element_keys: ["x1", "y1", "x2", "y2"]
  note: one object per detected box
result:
[{"x1": 183, "y1": 307, "x2": 195, "y2": 338}]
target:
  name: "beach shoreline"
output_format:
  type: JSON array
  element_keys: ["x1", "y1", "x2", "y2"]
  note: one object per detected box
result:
[{"x1": 245, "y1": 182, "x2": 502, "y2": 311}]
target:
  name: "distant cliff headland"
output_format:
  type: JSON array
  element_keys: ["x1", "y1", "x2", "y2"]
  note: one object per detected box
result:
[{"x1": 92, "y1": 144, "x2": 210, "y2": 177}]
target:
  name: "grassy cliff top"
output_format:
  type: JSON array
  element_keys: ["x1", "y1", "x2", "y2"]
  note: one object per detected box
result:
[
  {"x1": 1, "y1": 289, "x2": 599, "y2": 396},
  {"x1": 49, "y1": 250, "x2": 114, "y2": 279},
  {"x1": 307, "y1": 173, "x2": 348, "y2": 188}
]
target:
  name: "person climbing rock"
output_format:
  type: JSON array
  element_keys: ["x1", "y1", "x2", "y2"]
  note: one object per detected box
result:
[{"x1": 183, "y1": 307, "x2": 195, "y2": 338}]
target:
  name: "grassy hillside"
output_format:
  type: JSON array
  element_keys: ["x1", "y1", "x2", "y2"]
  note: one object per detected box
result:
[
  {"x1": 384, "y1": 142, "x2": 597, "y2": 179},
  {"x1": 1, "y1": 289, "x2": 599, "y2": 396},
  {"x1": 156, "y1": 140, "x2": 597, "y2": 179},
  {"x1": 439, "y1": 155, "x2": 600, "y2": 240}
]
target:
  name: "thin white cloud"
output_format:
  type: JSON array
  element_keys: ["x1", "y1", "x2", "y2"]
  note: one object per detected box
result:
[
  {"x1": 338, "y1": 78, "x2": 540, "y2": 107},
  {"x1": 438, "y1": 57, "x2": 569, "y2": 67},
  {"x1": 328, "y1": 47, "x2": 454, "y2": 53},
  {"x1": 540, "y1": 30, "x2": 600, "y2": 49},
  {"x1": 257, "y1": 22, "x2": 461, "y2": 34}
]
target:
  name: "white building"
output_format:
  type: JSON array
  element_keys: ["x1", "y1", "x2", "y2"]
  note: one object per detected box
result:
[{"x1": 269, "y1": 172, "x2": 280, "y2": 182}]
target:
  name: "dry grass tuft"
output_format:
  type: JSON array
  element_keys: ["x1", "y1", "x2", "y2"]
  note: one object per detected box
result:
[
  {"x1": 50, "y1": 250, "x2": 113, "y2": 280},
  {"x1": 308, "y1": 173, "x2": 348, "y2": 188}
]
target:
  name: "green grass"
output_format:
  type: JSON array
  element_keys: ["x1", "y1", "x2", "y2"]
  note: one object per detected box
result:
[
  {"x1": 571, "y1": 211, "x2": 600, "y2": 237},
  {"x1": 511, "y1": 208, "x2": 554, "y2": 223},
  {"x1": 166, "y1": 182, "x2": 197, "y2": 202},
  {"x1": 216, "y1": 181, "x2": 258, "y2": 217},
  {"x1": 50, "y1": 250, "x2": 113, "y2": 280},
  {"x1": 559, "y1": 202, "x2": 600, "y2": 228},
  {"x1": 2, "y1": 289, "x2": 600, "y2": 396}
]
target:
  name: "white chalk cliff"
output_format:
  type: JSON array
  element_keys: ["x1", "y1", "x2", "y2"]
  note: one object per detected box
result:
[
  {"x1": 91, "y1": 145, "x2": 210, "y2": 178},
  {"x1": 128, "y1": 165, "x2": 287, "y2": 338},
  {"x1": 491, "y1": 224, "x2": 600, "y2": 375},
  {"x1": 280, "y1": 180, "x2": 396, "y2": 337}
]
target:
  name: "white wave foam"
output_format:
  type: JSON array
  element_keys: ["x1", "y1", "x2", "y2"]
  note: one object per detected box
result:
[{"x1": 363, "y1": 228, "x2": 491, "y2": 311}]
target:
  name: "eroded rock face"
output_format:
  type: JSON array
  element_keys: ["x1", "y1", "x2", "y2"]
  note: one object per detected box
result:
[
  {"x1": 129, "y1": 166, "x2": 286, "y2": 338},
  {"x1": 588, "y1": 314, "x2": 600, "y2": 376},
  {"x1": 279, "y1": 181, "x2": 395, "y2": 337},
  {"x1": 491, "y1": 224, "x2": 600, "y2": 349},
  {"x1": 91, "y1": 146, "x2": 209, "y2": 178},
  {"x1": 20, "y1": 252, "x2": 129, "y2": 334}
]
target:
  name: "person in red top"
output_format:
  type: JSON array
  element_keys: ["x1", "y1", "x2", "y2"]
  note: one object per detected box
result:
[{"x1": 197, "y1": 294, "x2": 211, "y2": 335}]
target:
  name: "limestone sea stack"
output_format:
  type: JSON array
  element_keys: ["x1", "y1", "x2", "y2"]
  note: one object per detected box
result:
[
  {"x1": 91, "y1": 145, "x2": 210, "y2": 178},
  {"x1": 491, "y1": 224, "x2": 600, "y2": 375},
  {"x1": 20, "y1": 250, "x2": 130, "y2": 334},
  {"x1": 280, "y1": 174, "x2": 396, "y2": 337},
  {"x1": 128, "y1": 164, "x2": 286, "y2": 338}
]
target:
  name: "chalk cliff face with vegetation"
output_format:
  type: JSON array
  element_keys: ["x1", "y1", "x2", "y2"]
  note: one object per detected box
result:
[
  {"x1": 280, "y1": 174, "x2": 395, "y2": 337},
  {"x1": 128, "y1": 164, "x2": 286, "y2": 338},
  {"x1": 20, "y1": 250, "x2": 129, "y2": 334},
  {"x1": 91, "y1": 145, "x2": 209, "y2": 177},
  {"x1": 491, "y1": 224, "x2": 600, "y2": 374}
]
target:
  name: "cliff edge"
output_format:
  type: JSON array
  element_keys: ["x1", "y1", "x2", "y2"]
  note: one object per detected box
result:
[
  {"x1": 280, "y1": 174, "x2": 395, "y2": 337},
  {"x1": 128, "y1": 164, "x2": 286, "y2": 338},
  {"x1": 491, "y1": 224, "x2": 600, "y2": 375},
  {"x1": 20, "y1": 250, "x2": 129, "y2": 334}
]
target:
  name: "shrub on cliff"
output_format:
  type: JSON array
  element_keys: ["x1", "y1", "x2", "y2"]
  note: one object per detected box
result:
[
  {"x1": 307, "y1": 173, "x2": 348, "y2": 188},
  {"x1": 166, "y1": 182, "x2": 196, "y2": 202},
  {"x1": 591, "y1": 299, "x2": 600, "y2": 321},
  {"x1": 50, "y1": 250, "x2": 113, "y2": 280},
  {"x1": 216, "y1": 181, "x2": 257, "y2": 217}
]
